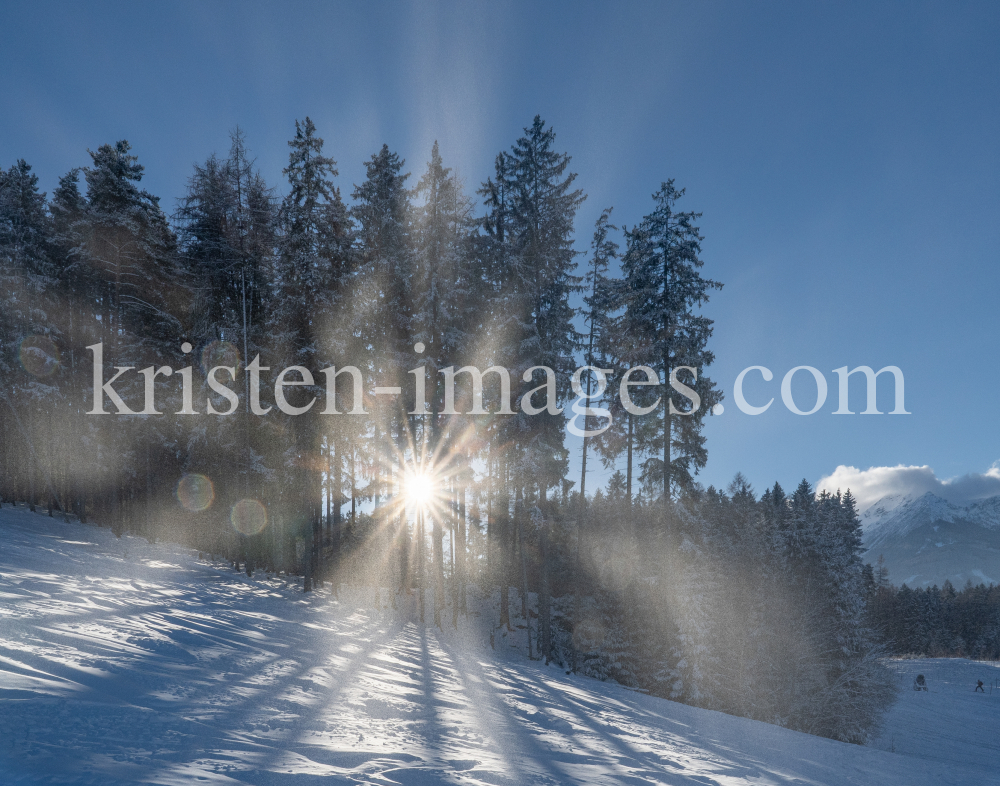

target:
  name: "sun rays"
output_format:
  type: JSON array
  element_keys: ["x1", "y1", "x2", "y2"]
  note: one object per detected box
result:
[{"x1": 403, "y1": 469, "x2": 437, "y2": 508}]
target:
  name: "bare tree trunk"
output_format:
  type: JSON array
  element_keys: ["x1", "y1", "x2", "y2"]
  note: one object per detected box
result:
[
  {"x1": 498, "y1": 457, "x2": 510, "y2": 630},
  {"x1": 28, "y1": 446, "x2": 35, "y2": 513},
  {"x1": 145, "y1": 444, "x2": 153, "y2": 541},
  {"x1": 433, "y1": 511, "x2": 444, "y2": 628},
  {"x1": 458, "y1": 473, "x2": 467, "y2": 614},
  {"x1": 416, "y1": 510, "x2": 425, "y2": 623},
  {"x1": 627, "y1": 413, "x2": 633, "y2": 511},
  {"x1": 539, "y1": 517, "x2": 551, "y2": 663},
  {"x1": 571, "y1": 496, "x2": 584, "y2": 673},
  {"x1": 516, "y1": 483, "x2": 532, "y2": 659}
]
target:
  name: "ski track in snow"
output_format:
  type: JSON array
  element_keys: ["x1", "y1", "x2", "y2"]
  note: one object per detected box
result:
[{"x1": 0, "y1": 506, "x2": 987, "y2": 785}]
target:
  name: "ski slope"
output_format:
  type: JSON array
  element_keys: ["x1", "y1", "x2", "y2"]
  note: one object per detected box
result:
[
  {"x1": 0, "y1": 505, "x2": 985, "y2": 785},
  {"x1": 871, "y1": 657, "x2": 1000, "y2": 774}
]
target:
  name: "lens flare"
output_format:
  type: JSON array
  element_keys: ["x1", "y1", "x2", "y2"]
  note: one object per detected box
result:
[
  {"x1": 18, "y1": 335, "x2": 60, "y2": 377},
  {"x1": 176, "y1": 473, "x2": 215, "y2": 512},
  {"x1": 200, "y1": 340, "x2": 241, "y2": 374},
  {"x1": 231, "y1": 498, "x2": 267, "y2": 536}
]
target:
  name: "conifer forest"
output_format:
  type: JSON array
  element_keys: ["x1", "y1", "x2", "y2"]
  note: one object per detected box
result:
[{"x1": 1, "y1": 115, "x2": 897, "y2": 744}]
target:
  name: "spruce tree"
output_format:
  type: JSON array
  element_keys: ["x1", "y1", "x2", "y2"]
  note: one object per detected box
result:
[
  {"x1": 0, "y1": 160, "x2": 60, "y2": 511},
  {"x1": 578, "y1": 207, "x2": 617, "y2": 501},
  {"x1": 274, "y1": 117, "x2": 352, "y2": 590},
  {"x1": 175, "y1": 129, "x2": 277, "y2": 566},
  {"x1": 476, "y1": 149, "x2": 517, "y2": 627},
  {"x1": 78, "y1": 141, "x2": 186, "y2": 534},
  {"x1": 411, "y1": 141, "x2": 477, "y2": 625},
  {"x1": 351, "y1": 143, "x2": 413, "y2": 600},
  {"x1": 505, "y1": 115, "x2": 585, "y2": 496},
  {"x1": 478, "y1": 117, "x2": 585, "y2": 644},
  {"x1": 615, "y1": 181, "x2": 721, "y2": 500}
]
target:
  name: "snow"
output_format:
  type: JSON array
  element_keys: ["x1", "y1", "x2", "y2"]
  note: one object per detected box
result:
[
  {"x1": 0, "y1": 505, "x2": 986, "y2": 785},
  {"x1": 967, "y1": 496, "x2": 1000, "y2": 530},
  {"x1": 863, "y1": 491, "x2": 1000, "y2": 547},
  {"x1": 871, "y1": 658, "x2": 1000, "y2": 776},
  {"x1": 861, "y1": 491, "x2": 1000, "y2": 586},
  {"x1": 861, "y1": 492, "x2": 962, "y2": 549}
]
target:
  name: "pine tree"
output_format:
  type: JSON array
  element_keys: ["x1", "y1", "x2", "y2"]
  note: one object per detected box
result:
[
  {"x1": 47, "y1": 167, "x2": 94, "y2": 519},
  {"x1": 0, "y1": 159, "x2": 61, "y2": 512},
  {"x1": 68, "y1": 141, "x2": 189, "y2": 534},
  {"x1": 568, "y1": 207, "x2": 619, "y2": 667},
  {"x1": 175, "y1": 128, "x2": 277, "y2": 566},
  {"x1": 479, "y1": 117, "x2": 585, "y2": 648},
  {"x1": 475, "y1": 149, "x2": 517, "y2": 628},
  {"x1": 615, "y1": 181, "x2": 721, "y2": 500},
  {"x1": 411, "y1": 141, "x2": 477, "y2": 625},
  {"x1": 506, "y1": 115, "x2": 585, "y2": 496},
  {"x1": 274, "y1": 117, "x2": 352, "y2": 590},
  {"x1": 351, "y1": 143, "x2": 414, "y2": 602},
  {"x1": 578, "y1": 207, "x2": 617, "y2": 501}
]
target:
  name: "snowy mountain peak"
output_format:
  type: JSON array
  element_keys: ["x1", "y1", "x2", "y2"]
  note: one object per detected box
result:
[
  {"x1": 863, "y1": 492, "x2": 1000, "y2": 539},
  {"x1": 862, "y1": 491, "x2": 1000, "y2": 588},
  {"x1": 861, "y1": 492, "x2": 961, "y2": 545},
  {"x1": 966, "y1": 495, "x2": 1000, "y2": 529},
  {"x1": 860, "y1": 493, "x2": 912, "y2": 522}
]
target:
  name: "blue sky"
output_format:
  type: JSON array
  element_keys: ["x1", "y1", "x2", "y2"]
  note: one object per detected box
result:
[{"x1": 3, "y1": 1, "x2": 999, "y2": 503}]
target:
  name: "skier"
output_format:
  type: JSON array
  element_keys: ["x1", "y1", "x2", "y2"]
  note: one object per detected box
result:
[
  {"x1": 913, "y1": 674, "x2": 928, "y2": 691},
  {"x1": 975, "y1": 680, "x2": 985, "y2": 693}
]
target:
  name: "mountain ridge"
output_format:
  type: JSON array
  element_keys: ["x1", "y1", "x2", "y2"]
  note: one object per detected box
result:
[{"x1": 861, "y1": 492, "x2": 1000, "y2": 588}]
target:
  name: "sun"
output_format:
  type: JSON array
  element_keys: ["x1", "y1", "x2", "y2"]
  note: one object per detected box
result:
[{"x1": 404, "y1": 471, "x2": 436, "y2": 507}]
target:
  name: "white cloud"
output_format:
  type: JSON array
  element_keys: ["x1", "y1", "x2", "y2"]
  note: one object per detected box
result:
[{"x1": 816, "y1": 463, "x2": 1000, "y2": 512}]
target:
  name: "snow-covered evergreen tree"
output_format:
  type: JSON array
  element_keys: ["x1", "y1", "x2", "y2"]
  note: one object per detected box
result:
[
  {"x1": 613, "y1": 181, "x2": 721, "y2": 501},
  {"x1": 273, "y1": 117, "x2": 352, "y2": 589},
  {"x1": 0, "y1": 159, "x2": 61, "y2": 512},
  {"x1": 411, "y1": 141, "x2": 478, "y2": 625},
  {"x1": 175, "y1": 128, "x2": 277, "y2": 566},
  {"x1": 351, "y1": 143, "x2": 414, "y2": 599},
  {"x1": 504, "y1": 115, "x2": 585, "y2": 496}
]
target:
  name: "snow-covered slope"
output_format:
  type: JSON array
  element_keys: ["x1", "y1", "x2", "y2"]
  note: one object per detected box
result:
[
  {"x1": 861, "y1": 492, "x2": 964, "y2": 549},
  {"x1": 871, "y1": 657, "x2": 1000, "y2": 771},
  {"x1": 0, "y1": 505, "x2": 981, "y2": 785},
  {"x1": 862, "y1": 492, "x2": 1000, "y2": 587}
]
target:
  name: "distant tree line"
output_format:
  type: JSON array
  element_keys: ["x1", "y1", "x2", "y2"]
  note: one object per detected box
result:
[
  {"x1": 868, "y1": 562, "x2": 1000, "y2": 659},
  {"x1": 0, "y1": 116, "x2": 892, "y2": 742}
]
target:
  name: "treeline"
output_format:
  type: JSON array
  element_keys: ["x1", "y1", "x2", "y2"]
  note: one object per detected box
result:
[
  {"x1": 869, "y1": 572, "x2": 1000, "y2": 659},
  {"x1": 0, "y1": 115, "x2": 718, "y2": 590},
  {"x1": 564, "y1": 475, "x2": 895, "y2": 743},
  {"x1": 0, "y1": 116, "x2": 892, "y2": 742}
]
